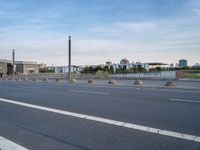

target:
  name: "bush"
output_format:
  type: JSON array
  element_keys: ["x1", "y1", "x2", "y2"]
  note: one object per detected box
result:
[{"x1": 95, "y1": 70, "x2": 109, "y2": 79}]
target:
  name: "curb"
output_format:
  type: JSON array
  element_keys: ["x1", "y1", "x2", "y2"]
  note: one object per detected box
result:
[{"x1": 1, "y1": 80, "x2": 200, "y2": 91}]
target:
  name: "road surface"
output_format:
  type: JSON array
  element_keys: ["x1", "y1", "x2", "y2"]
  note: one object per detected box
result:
[{"x1": 0, "y1": 81, "x2": 200, "y2": 150}]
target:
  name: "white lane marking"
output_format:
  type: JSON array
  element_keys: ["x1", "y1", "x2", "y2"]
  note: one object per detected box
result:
[
  {"x1": 170, "y1": 99, "x2": 200, "y2": 104},
  {"x1": 159, "y1": 89, "x2": 200, "y2": 94},
  {"x1": 0, "y1": 98, "x2": 200, "y2": 143},
  {"x1": 0, "y1": 136, "x2": 28, "y2": 150},
  {"x1": 68, "y1": 90, "x2": 110, "y2": 95},
  {"x1": 143, "y1": 88, "x2": 200, "y2": 94}
]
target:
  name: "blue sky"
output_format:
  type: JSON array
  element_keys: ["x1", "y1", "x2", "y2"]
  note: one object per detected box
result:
[{"x1": 0, "y1": 0, "x2": 200, "y2": 65}]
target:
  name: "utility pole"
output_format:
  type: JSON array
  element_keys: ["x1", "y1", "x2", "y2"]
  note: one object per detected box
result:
[
  {"x1": 12, "y1": 49, "x2": 15, "y2": 80},
  {"x1": 68, "y1": 36, "x2": 71, "y2": 81}
]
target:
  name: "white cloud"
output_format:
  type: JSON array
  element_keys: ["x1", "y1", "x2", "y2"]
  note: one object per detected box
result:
[
  {"x1": 115, "y1": 22, "x2": 158, "y2": 32},
  {"x1": 0, "y1": 20, "x2": 200, "y2": 66},
  {"x1": 0, "y1": 0, "x2": 200, "y2": 66},
  {"x1": 194, "y1": 8, "x2": 200, "y2": 15},
  {"x1": 89, "y1": 21, "x2": 158, "y2": 35}
]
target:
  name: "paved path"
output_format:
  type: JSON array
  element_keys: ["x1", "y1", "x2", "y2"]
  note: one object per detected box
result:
[{"x1": 78, "y1": 79, "x2": 200, "y2": 89}]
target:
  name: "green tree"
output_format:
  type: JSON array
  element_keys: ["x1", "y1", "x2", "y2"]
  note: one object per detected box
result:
[
  {"x1": 110, "y1": 66, "x2": 114, "y2": 74},
  {"x1": 39, "y1": 68, "x2": 55, "y2": 73}
]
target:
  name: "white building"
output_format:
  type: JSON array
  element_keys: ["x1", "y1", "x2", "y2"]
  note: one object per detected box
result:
[
  {"x1": 54, "y1": 66, "x2": 82, "y2": 74},
  {"x1": 170, "y1": 63, "x2": 174, "y2": 68},
  {"x1": 106, "y1": 59, "x2": 167, "y2": 72},
  {"x1": 193, "y1": 63, "x2": 200, "y2": 68}
]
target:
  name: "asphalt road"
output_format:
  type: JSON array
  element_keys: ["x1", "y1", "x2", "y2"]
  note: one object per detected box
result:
[{"x1": 0, "y1": 81, "x2": 200, "y2": 150}]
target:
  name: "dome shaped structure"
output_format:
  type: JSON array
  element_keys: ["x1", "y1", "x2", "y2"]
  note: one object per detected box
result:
[{"x1": 120, "y1": 58, "x2": 129, "y2": 64}]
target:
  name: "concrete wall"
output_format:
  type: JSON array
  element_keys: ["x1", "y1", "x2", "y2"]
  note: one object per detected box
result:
[
  {"x1": 6, "y1": 71, "x2": 177, "y2": 80},
  {"x1": 109, "y1": 71, "x2": 176, "y2": 80}
]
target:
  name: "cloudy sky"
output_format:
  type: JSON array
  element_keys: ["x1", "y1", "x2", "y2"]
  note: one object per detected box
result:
[{"x1": 0, "y1": 0, "x2": 200, "y2": 66}]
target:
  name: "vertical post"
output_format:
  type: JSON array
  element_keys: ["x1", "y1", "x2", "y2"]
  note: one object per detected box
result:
[
  {"x1": 12, "y1": 49, "x2": 15, "y2": 80},
  {"x1": 68, "y1": 36, "x2": 71, "y2": 81}
]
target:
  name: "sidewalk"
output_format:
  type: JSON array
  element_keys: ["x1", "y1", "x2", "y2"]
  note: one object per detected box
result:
[
  {"x1": 77, "y1": 79, "x2": 200, "y2": 90},
  {"x1": 1, "y1": 78, "x2": 200, "y2": 90}
]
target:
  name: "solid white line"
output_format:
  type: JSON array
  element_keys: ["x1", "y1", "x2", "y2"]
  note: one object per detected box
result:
[
  {"x1": 0, "y1": 98, "x2": 200, "y2": 143},
  {"x1": 0, "y1": 136, "x2": 28, "y2": 150},
  {"x1": 170, "y1": 98, "x2": 200, "y2": 104},
  {"x1": 143, "y1": 88, "x2": 200, "y2": 94},
  {"x1": 68, "y1": 90, "x2": 110, "y2": 95}
]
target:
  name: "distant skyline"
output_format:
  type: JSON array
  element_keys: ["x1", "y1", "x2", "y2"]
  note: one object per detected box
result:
[{"x1": 0, "y1": 0, "x2": 200, "y2": 66}]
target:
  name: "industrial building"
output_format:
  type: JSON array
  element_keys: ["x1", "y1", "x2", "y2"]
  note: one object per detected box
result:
[
  {"x1": 15, "y1": 61, "x2": 39, "y2": 74},
  {"x1": 0, "y1": 59, "x2": 42, "y2": 75},
  {"x1": 0, "y1": 59, "x2": 13, "y2": 75}
]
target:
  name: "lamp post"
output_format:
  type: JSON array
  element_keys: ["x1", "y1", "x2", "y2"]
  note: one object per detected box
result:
[
  {"x1": 68, "y1": 36, "x2": 71, "y2": 81},
  {"x1": 12, "y1": 49, "x2": 15, "y2": 80}
]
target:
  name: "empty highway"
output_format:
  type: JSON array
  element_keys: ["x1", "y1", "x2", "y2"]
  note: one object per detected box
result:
[{"x1": 0, "y1": 81, "x2": 200, "y2": 150}]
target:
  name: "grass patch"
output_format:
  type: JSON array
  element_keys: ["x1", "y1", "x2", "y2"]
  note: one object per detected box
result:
[{"x1": 186, "y1": 74, "x2": 200, "y2": 79}]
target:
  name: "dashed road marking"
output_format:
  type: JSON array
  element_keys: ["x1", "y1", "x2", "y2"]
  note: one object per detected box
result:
[
  {"x1": 170, "y1": 98, "x2": 200, "y2": 104},
  {"x1": 68, "y1": 90, "x2": 110, "y2": 95},
  {"x1": 143, "y1": 88, "x2": 200, "y2": 94},
  {"x1": 159, "y1": 89, "x2": 200, "y2": 94},
  {"x1": 0, "y1": 98, "x2": 200, "y2": 143}
]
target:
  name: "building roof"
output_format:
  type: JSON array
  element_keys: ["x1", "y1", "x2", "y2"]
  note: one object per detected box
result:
[
  {"x1": 193, "y1": 63, "x2": 200, "y2": 68},
  {"x1": 15, "y1": 61, "x2": 37, "y2": 65},
  {"x1": 0, "y1": 59, "x2": 12, "y2": 63},
  {"x1": 0, "y1": 59, "x2": 38, "y2": 65},
  {"x1": 179, "y1": 59, "x2": 187, "y2": 62}
]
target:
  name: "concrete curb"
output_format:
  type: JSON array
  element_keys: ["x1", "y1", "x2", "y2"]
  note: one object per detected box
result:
[
  {"x1": 88, "y1": 79, "x2": 95, "y2": 84},
  {"x1": 134, "y1": 80, "x2": 143, "y2": 86},
  {"x1": 1, "y1": 80, "x2": 200, "y2": 91},
  {"x1": 108, "y1": 79, "x2": 117, "y2": 85},
  {"x1": 80, "y1": 82, "x2": 200, "y2": 91}
]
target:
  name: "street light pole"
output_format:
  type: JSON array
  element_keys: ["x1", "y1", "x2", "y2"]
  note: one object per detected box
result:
[
  {"x1": 12, "y1": 49, "x2": 15, "y2": 80},
  {"x1": 68, "y1": 36, "x2": 71, "y2": 81}
]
